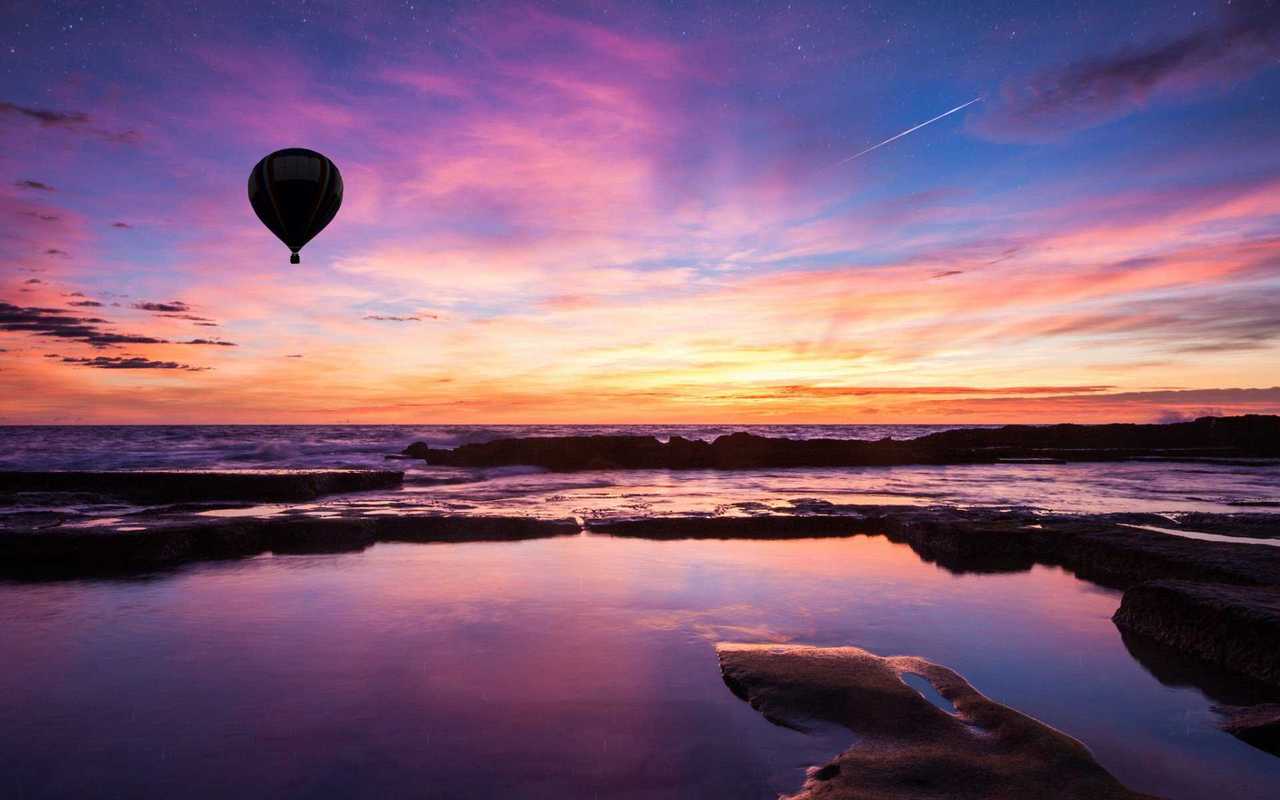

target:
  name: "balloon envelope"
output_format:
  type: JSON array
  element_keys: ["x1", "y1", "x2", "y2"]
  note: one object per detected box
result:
[{"x1": 247, "y1": 148, "x2": 343, "y2": 264}]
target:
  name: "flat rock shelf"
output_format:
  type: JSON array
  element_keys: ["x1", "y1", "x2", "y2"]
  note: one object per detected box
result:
[{"x1": 0, "y1": 468, "x2": 405, "y2": 503}]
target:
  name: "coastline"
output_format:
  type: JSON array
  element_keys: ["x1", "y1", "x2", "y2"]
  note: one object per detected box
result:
[
  {"x1": 3, "y1": 479, "x2": 1278, "y2": 689},
  {"x1": 3, "y1": 418, "x2": 1279, "y2": 797},
  {"x1": 403, "y1": 415, "x2": 1280, "y2": 471}
]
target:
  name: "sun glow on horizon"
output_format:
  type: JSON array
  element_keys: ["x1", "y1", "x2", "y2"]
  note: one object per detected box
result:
[{"x1": 2, "y1": 1, "x2": 1279, "y2": 424}]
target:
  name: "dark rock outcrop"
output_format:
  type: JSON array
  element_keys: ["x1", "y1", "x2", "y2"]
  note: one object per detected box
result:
[
  {"x1": 1113, "y1": 581, "x2": 1280, "y2": 687},
  {"x1": 404, "y1": 415, "x2": 1280, "y2": 471},
  {"x1": 590, "y1": 507, "x2": 1280, "y2": 589},
  {"x1": 0, "y1": 469, "x2": 404, "y2": 503},
  {"x1": 1157, "y1": 512, "x2": 1280, "y2": 539},
  {"x1": 12, "y1": 504, "x2": 1280, "y2": 587},
  {"x1": 717, "y1": 643, "x2": 1158, "y2": 799},
  {"x1": 0, "y1": 514, "x2": 580, "y2": 577},
  {"x1": 401, "y1": 441, "x2": 433, "y2": 460}
]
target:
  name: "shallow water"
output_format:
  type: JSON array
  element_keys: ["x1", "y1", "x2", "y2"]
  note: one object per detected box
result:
[
  {"x1": 397, "y1": 460, "x2": 1280, "y2": 516},
  {"x1": 4, "y1": 425, "x2": 1278, "y2": 517},
  {"x1": 0, "y1": 424, "x2": 979, "y2": 472},
  {"x1": 3, "y1": 534, "x2": 1278, "y2": 799}
]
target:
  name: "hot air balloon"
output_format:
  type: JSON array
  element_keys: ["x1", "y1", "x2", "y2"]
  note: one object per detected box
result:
[{"x1": 247, "y1": 148, "x2": 343, "y2": 264}]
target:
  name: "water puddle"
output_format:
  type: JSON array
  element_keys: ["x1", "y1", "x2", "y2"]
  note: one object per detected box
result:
[
  {"x1": 901, "y1": 673, "x2": 957, "y2": 714},
  {"x1": 1119, "y1": 523, "x2": 1280, "y2": 547}
]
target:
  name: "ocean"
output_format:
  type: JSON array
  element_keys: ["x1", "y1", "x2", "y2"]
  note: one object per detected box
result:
[
  {"x1": 0, "y1": 424, "x2": 975, "y2": 471},
  {"x1": 2, "y1": 424, "x2": 1278, "y2": 516},
  {"x1": 4, "y1": 425, "x2": 1280, "y2": 798}
]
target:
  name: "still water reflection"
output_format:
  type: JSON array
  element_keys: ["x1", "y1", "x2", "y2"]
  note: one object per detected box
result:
[{"x1": 2, "y1": 534, "x2": 1278, "y2": 799}]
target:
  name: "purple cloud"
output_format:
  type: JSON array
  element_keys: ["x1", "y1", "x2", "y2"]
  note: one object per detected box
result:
[
  {"x1": 134, "y1": 300, "x2": 191, "y2": 313},
  {"x1": 977, "y1": 3, "x2": 1280, "y2": 140},
  {"x1": 19, "y1": 211, "x2": 60, "y2": 222},
  {"x1": 61, "y1": 355, "x2": 207, "y2": 371},
  {"x1": 0, "y1": 302, "x2": 168, "y2": 348},
  {"x1": 0, "y1": 100, "x2": 140, "y2": 143}
]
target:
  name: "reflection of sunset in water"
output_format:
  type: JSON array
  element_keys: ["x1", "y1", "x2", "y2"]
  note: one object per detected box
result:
[{"x1": 3, "y1": 534, "x2": 1277, "y2": 798}]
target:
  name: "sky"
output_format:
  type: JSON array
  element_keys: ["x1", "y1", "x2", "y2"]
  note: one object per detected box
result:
[{"x1": 1, "y1": 0, "x2": 1279, "y2": 424}]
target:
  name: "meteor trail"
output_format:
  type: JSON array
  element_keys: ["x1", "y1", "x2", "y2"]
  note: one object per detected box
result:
[{"x1": 837, "y1": 96, "x2": 983, "y2": 165}]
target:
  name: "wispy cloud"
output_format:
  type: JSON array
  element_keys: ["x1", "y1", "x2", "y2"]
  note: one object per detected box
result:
[
  {"x1": 14, "y1": 180, "x2": 54, "y2": 191},
  {"x1": 978, "y1": 3, "x2": 1280, "y2": 139},
  {"x1": 60, "y1": 355, "x2": 207, "y2": 370},
  {"x1": 0, "y1": 302, "x2": 168, "y2": 348},
  {"x1": 0, "y1": 99, "x2": 140, "y2": 142},
  {"x1": 133, "y1": 301, "x2": 191, "y2": 313}
]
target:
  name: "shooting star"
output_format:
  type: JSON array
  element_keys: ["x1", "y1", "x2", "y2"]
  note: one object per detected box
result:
[{"x1": 837, "y1": 96, "x2": 983, "y2": 165}]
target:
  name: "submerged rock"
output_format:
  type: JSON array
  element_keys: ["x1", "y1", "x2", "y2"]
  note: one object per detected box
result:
[
  {"x1": 404, "y1": 415, "x2": 1280, "y2": 471},
  {"x1": 1213, "y1": 703, "x2": 1280, "y2": 756},
  {"x1": 0, "y1": 469, "x2": 405, "y2": 503},
  {"x1": 717, "y1": 643, "x2": 1158, "y2": 799}
]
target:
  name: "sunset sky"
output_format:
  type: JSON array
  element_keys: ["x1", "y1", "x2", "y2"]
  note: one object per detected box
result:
[{"x1": 2, "y1": 0, "x2": 1279, "y2": 423}]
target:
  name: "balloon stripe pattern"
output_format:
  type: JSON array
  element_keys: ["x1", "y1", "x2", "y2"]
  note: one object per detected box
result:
[{"x1": 247, "y1": 148, "x2": 343, "y2": 265}]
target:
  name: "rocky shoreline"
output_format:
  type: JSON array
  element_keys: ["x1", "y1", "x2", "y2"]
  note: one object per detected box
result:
[
  {"x1": 403, "y1": 415, "x2": 1280, "y2": 471},
  {"x1": 1, "y1": 463, "x2": 1278, "y2": 800},
  {"x1": 3, "y1": 487, "x2": 1277, "y2": 694}
]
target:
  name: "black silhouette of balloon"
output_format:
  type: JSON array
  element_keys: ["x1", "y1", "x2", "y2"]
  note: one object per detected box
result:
[{"x1": 247, "y1": 148, "x2": 343, "y2": 264}]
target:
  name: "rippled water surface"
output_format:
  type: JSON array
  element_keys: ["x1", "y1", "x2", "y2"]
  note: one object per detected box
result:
[
  {"x1": 3, "y1": 535, "x2": 1279, "y2": 799},
  {"x1": 3, "y1": 425, "x2": 1279, "y2": 516},
  {"x1": 3, "y1": 426, "x2": 1279, "y2": 798},
  {"x1": 0, "y1": 424, "x2": 979, "y2": 471}
]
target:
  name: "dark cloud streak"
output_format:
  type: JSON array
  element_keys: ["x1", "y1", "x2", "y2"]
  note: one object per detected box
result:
[
  {"x1": 0, "y1": 100, "x2": 140, "y2": 143},
  {"x1": 60, "y1": 356, "x2": 207, "y2": 371},
  {"x1": 134, "y1": 301, "x2": 191, "y2": 313},
  {"x1": 738, "y1": 384, "x2": 1116, "y2": 400},
  {"x1": 979, "y1": 2, "x2": 1280, "y2": 139},
  {"x1": 1036, "y1": 286, "x2": 1280, "y2": 354},
  {"x1": 0, "y1": 302, "x2": 168, "y2": 348},
  {"x1": 18, "y1": 211, "x2": 60, "y2": 222}
]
